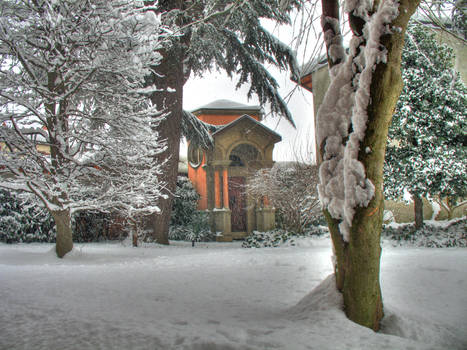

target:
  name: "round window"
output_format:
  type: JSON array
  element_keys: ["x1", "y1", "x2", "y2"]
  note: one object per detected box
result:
[{"x1": 188, "y1": 144, "x2": 203, "y2": 168}]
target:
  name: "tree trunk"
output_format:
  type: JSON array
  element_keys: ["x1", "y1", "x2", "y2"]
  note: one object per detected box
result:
[
  {"x1": 51, "y1": 208, "x2": 73, "y2": 258},
  {"x1": 146, "y1": 1, "x2": 190, "y2": 245},
  {"x1": 320, "y1": 0, "x2": 420, "y2": 331},
  {"x1": 148, "y1": 48, "x2": 184, "y2": 244},
  {"x1": 148, "y1": 1, "x2": 188, "y2": 244},
  {"x1": 413, "y1": 193, "x2": 424, "y2": 229}
]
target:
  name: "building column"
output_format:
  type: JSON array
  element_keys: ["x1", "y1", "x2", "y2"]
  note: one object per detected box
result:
[
  {"x1": 222, "y1": 167, "x2": 229, "y2": 209},
  {"x1": 263, "y1": 195, "x2": 270, "y2": 207},
  {"x1": 214, "y1": 169, "x2": 221, "y2": 209}
]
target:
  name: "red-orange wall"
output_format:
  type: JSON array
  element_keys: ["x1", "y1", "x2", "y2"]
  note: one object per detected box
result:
[
  {"x1": 188, "y1": 153, "x2": 208, "y2": 210},
  {"x1": 196, "y1": 113, "x2": 260, "y2": 126}
]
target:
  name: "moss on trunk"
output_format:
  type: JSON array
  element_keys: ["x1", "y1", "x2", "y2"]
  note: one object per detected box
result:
[{"x1": 321, "y1": 0, "x2": 420, "y2": 331}]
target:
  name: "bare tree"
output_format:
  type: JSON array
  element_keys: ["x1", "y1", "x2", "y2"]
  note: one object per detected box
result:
[{"x1": 248, "y1": 162, "x2": 321, "y2": 233}]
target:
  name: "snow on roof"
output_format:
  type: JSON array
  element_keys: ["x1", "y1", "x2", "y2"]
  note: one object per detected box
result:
[
  {"x1": 192, "y1": 99, "x2": 261, "y2": 112},
  {"x1": 298, "y1": 55, "x2": 328, "y2": 78},
  {"x1": 212, "y1": 114, "x2": 281, "y2": 142}
]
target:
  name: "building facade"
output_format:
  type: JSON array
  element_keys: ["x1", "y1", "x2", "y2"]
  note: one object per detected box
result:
[{"x1": 187, "y1": 100, "x2": 281, "y2": 241}]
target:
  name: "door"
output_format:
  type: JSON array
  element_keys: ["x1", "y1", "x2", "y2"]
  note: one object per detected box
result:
[{"x1": 228, "y1": 176, "x2": 246, "y2": 232}]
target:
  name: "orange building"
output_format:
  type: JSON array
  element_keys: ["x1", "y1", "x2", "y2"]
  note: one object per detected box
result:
[{"x1": 187, "y1": 100, "x2": 281, "y2": 241}]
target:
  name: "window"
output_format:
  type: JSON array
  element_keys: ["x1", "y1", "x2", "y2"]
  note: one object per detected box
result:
[
  {"x1": 188, "y1": 144, "x2": 203, "y2": 168},
  {"x1": 229, "y1": 144, "x2": 259, "y2": 167}
]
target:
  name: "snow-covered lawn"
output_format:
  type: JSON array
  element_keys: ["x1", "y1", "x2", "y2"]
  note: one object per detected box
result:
[{"x1": 1, "y1": 238, "x2": 466, "y2": 350}]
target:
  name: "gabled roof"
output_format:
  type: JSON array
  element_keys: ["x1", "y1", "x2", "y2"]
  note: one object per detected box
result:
[
  {"x1": 212, "y1": 114, "x2": 281, "y2": 143},
  {"x1": 191, "y1": 99, "x2": 263, "y2": 119}
]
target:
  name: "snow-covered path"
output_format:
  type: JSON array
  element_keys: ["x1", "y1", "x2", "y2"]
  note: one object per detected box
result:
[{"x1": 0, "y1": 239, "x2": 466, "y2": 350}]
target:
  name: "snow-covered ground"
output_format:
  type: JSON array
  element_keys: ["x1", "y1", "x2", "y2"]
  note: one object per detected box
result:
[{"x1": 1, "y1": 238, "x2": 466, "y2": 350}]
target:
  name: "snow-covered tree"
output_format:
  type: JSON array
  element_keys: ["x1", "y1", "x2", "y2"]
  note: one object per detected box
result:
[
  {"x1": 384, "y1": 23, "x2": 467, "y2": 228},
  {"x1": 0, "y1": 0, "x2": 169, "y2": 257},
  {"x1": 145, "y1": 0, "x2": 301, "y2": 244},
  {"x1": 315, "y1": 0, "x2": 420, "y2": 330}
]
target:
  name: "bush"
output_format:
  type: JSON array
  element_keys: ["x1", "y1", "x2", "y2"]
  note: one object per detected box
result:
[
  {"x1": 0, "y1": 190, "x2": 56, "y2": 243},
  {"x1": 242, "y1": 229, "x2": 297, "y2": 248},
  {"x1": 242, "y1": 218, "x2": 466, "y2": 249},
  {"x1": 169, "y1": 176, "x2": 213, "y2": 241},
  {"x1": 169, "y1": 211, "x2": 214, "y2": 242},
  {"x1": 72, "y1": 211, "x2": 115, "y2": 242},
  {"x1": 381, "y1": 218, "x2": 466, "y2": 248},
  {"x1": 242, "y1": 226, "x2": 329, "y2": 248},
  {"x1": 0, "y1": 190, "x2": 118, "y2": 243}
]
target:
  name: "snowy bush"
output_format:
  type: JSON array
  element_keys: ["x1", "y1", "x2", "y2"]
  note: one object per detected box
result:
[
  {"x1": 381, "y1": 218, "x2": 466, "y2": 248},
  {"x1": 243, "y1": 219, "x2": 466, "y2": 249},
  {"x1": 169, "y1": 211, "x2": 214, "y2": 242},
  {"x1": 170, "y1": 176, "x2": 200, "y2": 227},
  {"x1": 247, "y1": 163, "x2": 322, "y2": 234},
  {"x1": 242, "y1": 229, "x2": 296, "y2": 248},
  {"x1": 242, "y1": 226, "x2": 329, "y2": 248},
  {"x1": 169, "y1": 176, "x2": 213, "y2": 242},
  {"x1": 72, "y1": 211, "x2": 115, "y2": 243},
  {"x1": 0, "y1": 190, "x2": 124, "y2": 243},
  {"x1": 0, "y1": 190, "x2": 56, "y2": 243}
]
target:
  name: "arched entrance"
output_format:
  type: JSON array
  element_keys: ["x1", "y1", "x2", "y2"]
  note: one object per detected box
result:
[{"x1": 228, "y1": 144, "x2": 260, "y2": 232}]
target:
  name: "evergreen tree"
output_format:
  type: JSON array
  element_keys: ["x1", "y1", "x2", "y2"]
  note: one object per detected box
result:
[
  {"x1": 384, "y1": 24, "x2": 467, "y2": 228},
  {"x1": 146, "y1": 0, "x2": 301, "y2": 244}
]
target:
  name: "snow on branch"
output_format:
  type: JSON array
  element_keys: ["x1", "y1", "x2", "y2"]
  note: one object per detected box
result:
[
  {"x1": 0, "y1": 0, "x2": 170, "y2": 221},
  {"x1": 181, "y1": 110, "x2": 216, "y2": 150},
  {"x1": 318, "y1": 0, "x2": 400, "y2": 241}
]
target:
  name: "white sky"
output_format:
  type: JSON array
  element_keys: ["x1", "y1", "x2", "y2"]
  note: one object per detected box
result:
[{"x1": 183, "y1": 13, "x2": 324, "y2": 163}]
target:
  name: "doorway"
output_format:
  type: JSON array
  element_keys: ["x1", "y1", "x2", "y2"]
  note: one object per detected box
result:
[{"x1": 228, "y1": 176, "x2": 246, "y2": 232}]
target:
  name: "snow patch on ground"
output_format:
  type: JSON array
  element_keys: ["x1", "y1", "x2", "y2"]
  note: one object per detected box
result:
[{"x1": 1, "y1": 241, "x2": 466, "y2": 349}]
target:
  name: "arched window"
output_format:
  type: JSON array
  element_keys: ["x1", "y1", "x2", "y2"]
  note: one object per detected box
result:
[
  {"x1": 188, "y1": 144, "x2": 203, "y2": 168},
  {"x1": 229, "y1": 144, "x2": 259, "y2": 167}
]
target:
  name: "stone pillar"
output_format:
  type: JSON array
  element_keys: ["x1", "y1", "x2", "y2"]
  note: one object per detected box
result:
[
  {"x1": 213, "y1": 209, "x2": 232, "y2": 242},
  {"x1": 214, "y1": 169, "x2": 221, "y2": 209},
  {"x1": 256, "y1": 206, "x2": 276, "y2": 232},
  {"x1": 222, "y1": 167, "x2": 229, "y2": 209},
  {"x1": 213, "y1": 166, "x2": 232, "y2": 242}
]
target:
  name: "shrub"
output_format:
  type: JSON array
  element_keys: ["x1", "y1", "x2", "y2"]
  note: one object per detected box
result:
[
  {"x1": 381, "y1": 218, "x2": 466, "y2": 248},
  {"x1": 0, "y1": 190, "x2": 117, "y2": 243},
  {"x1": 242, "y1": 226, "x2": 329, "y2": 248},
  {"x1": 169, "y1": 176, "x2": 213, "y2": 241},
  {"x1": 0, "y1": 190, "x2": 56, "y2": 243},
  {"x1": 73, "y1": 211, "x2": 115, "y2": 242},
  {"x1": 247, "y1": 163, "x2": 322, "y2": 233}
]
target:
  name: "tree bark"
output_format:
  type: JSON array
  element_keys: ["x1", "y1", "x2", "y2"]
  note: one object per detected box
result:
[
  {"x1": 320, "y1": 0, "x2": 420, "y2": 331},
  {"x1": 51, "y1": 208, "x2": 73, "y2": 258},
  {"x1": 148, "y1": 46, "x2": 184, "y2": 245},
  {"x1": 413, "y1": 192, "x2": 424, "y2": 229},
  {"x1": 147, "y1": 0, "x2": 188, "y2": 245}
]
